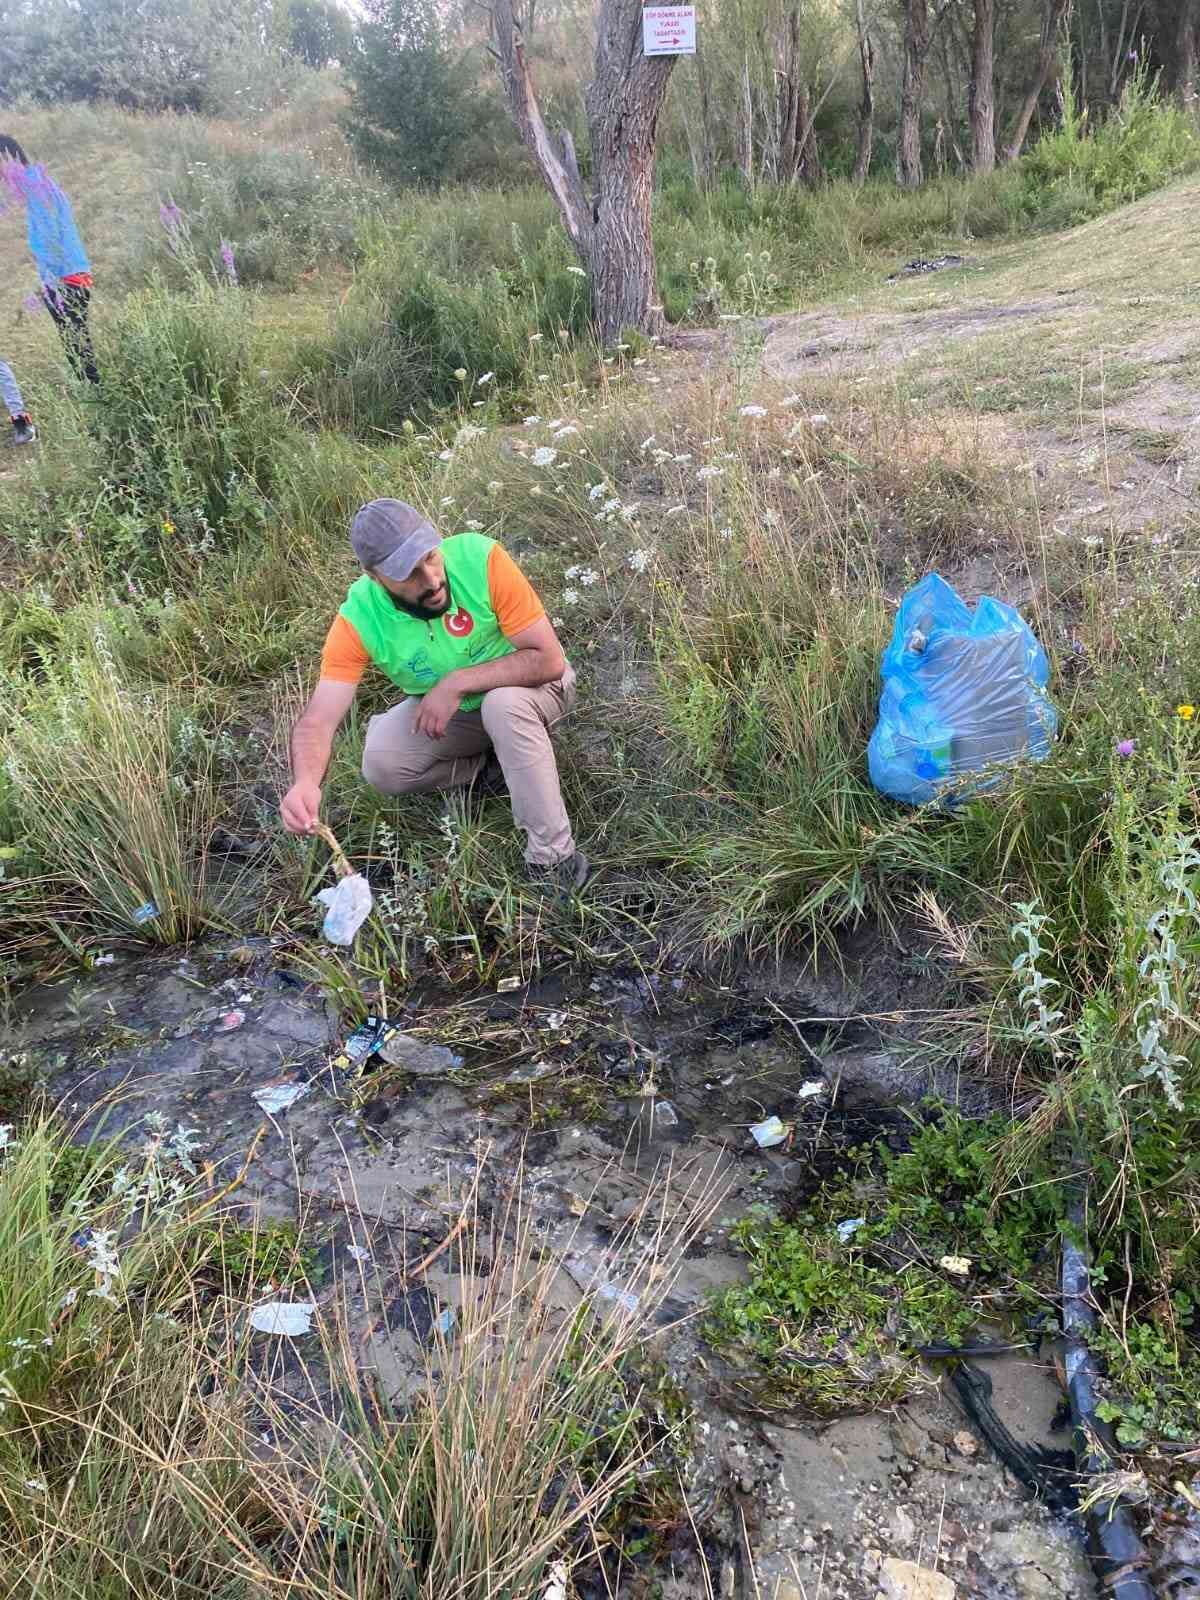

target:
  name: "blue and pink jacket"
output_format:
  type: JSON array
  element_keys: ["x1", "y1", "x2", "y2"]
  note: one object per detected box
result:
[{"x1": 2, "y1": 162, "x2": 91, "y2": 285}]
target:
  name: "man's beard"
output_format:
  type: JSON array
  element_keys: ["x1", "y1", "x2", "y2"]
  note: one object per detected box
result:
[{"x1": 389, "y1": 583, "x2": 451, "y2": 622}]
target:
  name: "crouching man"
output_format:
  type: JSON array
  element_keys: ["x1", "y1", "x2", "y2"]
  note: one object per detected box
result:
[{"x1": 280, "y1": 498, "x2": 589, "y2": 892}]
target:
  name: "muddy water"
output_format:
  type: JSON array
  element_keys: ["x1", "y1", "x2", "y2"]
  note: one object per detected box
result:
[{"x1": 12, "y1": 936, "x2": 1096, "y2": 1599}]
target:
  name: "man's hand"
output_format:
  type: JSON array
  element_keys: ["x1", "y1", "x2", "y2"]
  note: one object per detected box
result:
[
  {"x1": 414, "y1": 675, "x2": 464, "y2": 741},
  {"x1": 281, "y1": 780, "x2": 322, "y2": 834}
]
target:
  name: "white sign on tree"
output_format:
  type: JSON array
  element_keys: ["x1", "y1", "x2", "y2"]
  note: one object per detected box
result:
[{"x1": 642, "y1": 5, "x2": 696, "y2": 56}]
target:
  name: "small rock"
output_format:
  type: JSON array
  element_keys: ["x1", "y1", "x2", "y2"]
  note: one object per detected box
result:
[
  {"x1": 773, "y1": 1585, "x2": 805, "y2": 1600},
  {"x1": 878, "y1": 1559, "x2": 956, "y2": 1600},
  {"x1": 891, "y1": 1506, "x2": 917, "y2": 1546},
  {"x1": 952, "y1": 1429, "x2": 978, "y2": 1457}
]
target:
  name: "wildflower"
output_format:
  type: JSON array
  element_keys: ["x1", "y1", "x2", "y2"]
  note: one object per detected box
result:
[
  {"x1": 628, "y1": 548, "x2": 655, "y2": 573},
  {"x1": 587, "y1": 482, "x2": 608, "y2": 502},
  {"x1": 553, "y1": 425, "x2": 579, "y2": 438},
  {"x1": 809, "y1": 413, "x2": 830, "y2": 425},
  {"x1": 562, "y1": 588, "x2": 581, "y2": 607},
  {"x1": 464, "y1": 519, "x2": 484, "y2": 531},
  {"x1": 440, "y1": 495, "x2": 456, "y2": 507},
  {"x1": 23, "y1": 1479, "x2": 46, "y2": 1495},
  {"x1": 696, "y1": 465, "x2": 724, "y2": 481},
  {"x1": 402, "y1": 418, "x2": 415, "y2": 434},
  {"x1": 523, "y1": 415, "x2": 543, "y2": 427},
  {"x1": 454, "y1": 368, "x2": 468, "y2": 381},
  {"x1": 1116, "y1": 739, "x2": 1136, "y2": 758},
  {"x1": 532, "y1": 446, "x2": 558, "y2": 467},
  {"x1": 567, "y1": 266, "x2": 587, "y2": 277},
  {"x1": 487, "y1": 480, "x2": 503, "y2": 495},
  {"x1": 551, "y1": 615, "x2": 565, "y2": 628},
  {"x1": 640, "y1": 436, "x2": 656, "y2": 451},
  {"x1": 528, "y1": 332, "x2": 544, "y2": 342},
  {"x1": 577, "y1": 568, "x2": 600, "y2": 586},
  {"x1": 477, "y1": 371, "x2": 494, "y2": 387},
  {"x1": 537, "y1": 373, "x2": 550, "y2": 381},
  {"x1": 1178, "y1": 705, "x2": 1196, "y2": 720},
  {"x1": 672, "y1": 453, "x2": 692, "y2": 464},
  {"x1": 162, "y1": 519, "x2": 176, "y2": 534},
  {"x1": 438, "y1": 449, "x2": 453, "y2": 462},
  {"x1": 618, "y1": 502, "x2": 640, "y2": 522},
  {"x1": 219, "y1": 239, "x2": 237, "y2": 285},
  {"x1": 454, "y1": 424, "x2": 484, "y2": 446},
  {"x1": 740, "y1": 404, "x2": 768, "y2": 418},
  {"x1": 779, "y1": 394, "x2": 802, "y2": 409}
]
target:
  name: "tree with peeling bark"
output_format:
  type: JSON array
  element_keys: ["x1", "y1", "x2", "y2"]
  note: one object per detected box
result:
[
  {"x1": 491, "y1": 0, "x2": 676, "y2": 345},
  {"x1": 853, "y1": 0, "x2": 875, "y2": 183},
  {"x1": 895, "y1": 0, "x2": 955, "y2": 187},
  {"x1": 969, "y1": 0, "x2": 995, "y2": 170}
]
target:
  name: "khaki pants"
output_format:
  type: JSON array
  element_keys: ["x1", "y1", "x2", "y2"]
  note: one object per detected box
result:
[{"x1": 361, "y1": 668, "x2": 577, "y2": 866}]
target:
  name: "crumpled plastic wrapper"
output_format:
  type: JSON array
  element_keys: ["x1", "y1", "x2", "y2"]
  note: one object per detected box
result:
[{"x1": 317, "y1": 872, "x2": 373, "y2": 945}]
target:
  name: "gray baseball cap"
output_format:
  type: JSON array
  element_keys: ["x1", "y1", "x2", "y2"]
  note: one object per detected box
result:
[{"x1": 350, "y1": 498, "x2": 441, "y2": 582}]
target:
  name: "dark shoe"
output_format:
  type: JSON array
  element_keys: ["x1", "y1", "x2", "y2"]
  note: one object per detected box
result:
[
  {"x1": 526, "y1": 850, "x2": 591, "y2": 896},
  {"x1": 11, "y1": 414, "x2": 35, "y2": 446},
  {"x1": 471, "y1": 755, "x2": 508, "y2": 801}
]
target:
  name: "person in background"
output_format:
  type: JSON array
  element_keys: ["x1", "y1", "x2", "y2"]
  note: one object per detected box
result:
[
  {"x1": 0, "y1": 135, "x2": 99, "y2": 385},
  {"x1": 0, "y1": 360, "x2": 36, "y2": 445},
  {"x1": 280, "y1": 498, "x2": 591, "y2": 895}
]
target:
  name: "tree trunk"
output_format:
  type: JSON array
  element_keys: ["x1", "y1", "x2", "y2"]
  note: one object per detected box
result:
[
  {"x1": 1176, "y1": 0, "x2": 1197, "y2": 106},
  {"x1": 492, "y1": 0, "x2": 675, "y2": 346},
  {"x1": 970, "y1": 0, "x2": 996, "y2": 171},
  {"x1": 1003, "y1": 0, "x2": 1068, "y2": 161},
  {"x1": 853, "y1": 0, "x2": 875, "y2": 184},
  {"x1": 585, "y1": 0, "x2": 676, "y2": 344},
  {"x1": 896, "y1": 0, "x2": 932, "y2": 187}
]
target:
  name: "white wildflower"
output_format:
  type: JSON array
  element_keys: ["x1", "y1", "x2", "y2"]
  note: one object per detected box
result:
[
  {"x1": 487, "y1": 480, "x2": 503, "y2": 494},
  {"x1": 551, "y1": 615, "x2": 565, "y2": 627},
  {"x1": 567, "y1": 266, "x2": 587, "y2": 276},
  {"x1": 553, "y1": 425, "x2": 579, "y2": 439},
  {"x1": 672, "y1": 453, "x2": 692, "y2": 464},
  {"x1": 652, "y1": 448, "x2": 672, "y2": 463},
  {"x1": 562, "y1": 588, "x2": 581, "y2": 607},
  {"x1": 23, "y1": 1479, "x2": 46, "y2": 1495},
  {"x1": 719, "y1": 526, "x2": 735, "y2": 540},
  {"x1": 640, "y1": 435, "x2": 656, "y2": 451},
  {"x1": 577, "y1": 569, "x2": 600, "y2": 587},
  {"x1": 697, "y1": 465, "x2": 724, "y2": 481},
  {"x1": 439, "y1": 495, "x2": 456, "y2": 507},
  {"x1": 628, "y1": 548, "x2": 655, "y2": 573},
  {"x1": 528, "y1": 332, "x2": 543, "y2": 342},
  {"x1": 619, "y1": 502, "x2": 640, "y2": 522},
  {"x1": 779, "y1": 394, "x2": 802, "y2": 409},
  {"x1": 476, "y1": 371, "x2": 494, "y2": 387},
  {"x1": 587, "y1": 482, "x2": 608, "y2": 502},
  {"x1": 437, "y1": 449, "x2": 452, "y2": 462},
  {"x1": 808, "y1": 413, "x2": 829, "y2": 425},
  {"x1": 537, "y1": 372, "x2": 550, "y2": 381},
  {"x1": 740, "y1": 404, "x2": 768, "y2": 418},
  {"x1": 531, "y1": 447, "x2": 558, "y2": 467},
  {"x1": 454, "y1": 424, "x2": 484, "y2": 446},
  {"x1": 523, "y1": 415, "x2": 543, "y2": 427},
  {"x1": 464, "y1": 519, "x2": 484, "y2": 531}
]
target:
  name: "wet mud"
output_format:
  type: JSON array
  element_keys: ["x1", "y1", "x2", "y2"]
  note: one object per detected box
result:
[{"x1": 12, "y1": 935, "x2": 1097, "y2": 1598}]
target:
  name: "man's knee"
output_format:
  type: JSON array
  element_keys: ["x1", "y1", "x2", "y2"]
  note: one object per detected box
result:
[
  {"x1": 480, "y1": 685, "x2": 543, "y2": 739},
  {"x1": 361, "y1": 742, "x2": 424, "y2": 794}
]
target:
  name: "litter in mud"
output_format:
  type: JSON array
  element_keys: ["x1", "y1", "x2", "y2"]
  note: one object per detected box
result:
[
  {"x1": 131, "y1": 900, "x2": 159, "y2": 925},
  {"x1": 887, "y1": 252, "x2": 965, "y2": 279},
  {"x1": 596, "y1": 1281, "x2": 639, "y2": 1313},
  {"x1": 940, "y1": 1253, "x2": 973, "y2": 1276},
  {"x1": 219, "y1": 1009, "x2": 245, "y2": 1031},
  {"x1": 654, "y1": 1099, "x2": 680, "y2": 1128},
  {"x1": 496, "y1": 976, "x2": 522, "y2": 992},
  {"x1": 434, "y1": 1307, "x2": 457, "y2": 1337},
  {"x1": 750, "y1": 1114, "x2": 789, "y2": 1148},
  {"x1": 252, "y1": 1082, "x2": 310, "y2": 1115},
  {"x1": 331, "y1": 1015, "x2": 398, "y2": 1073},
  {"x1": 837, "y1": 1216, "x2": 866, "y2": 1242},
  {"x1": 507, "y1": 1059, "x2": 553, "y2": 1083},
  {"x1": 248, "y1": 1301, "x2": 317, "y2": 1336},
  {"x1": 798, "y1": 1079, "x2": 825, "y2": 1099},
  {"x1": 317, "y1": 874, "x2": 372, "y2": 945}
]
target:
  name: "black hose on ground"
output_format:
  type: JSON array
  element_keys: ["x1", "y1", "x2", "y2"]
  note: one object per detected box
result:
[{"x1": 1062, "y1": 1191, "x2": 1156, "y2": 1600}]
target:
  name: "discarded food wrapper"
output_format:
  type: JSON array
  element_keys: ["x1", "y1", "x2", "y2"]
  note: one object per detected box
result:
[
  {"x1": 750, "y1": 1114, "x2": 789, "y2": 1149},
  {"x1": 837, "y1": 1217, "x2": 866, "y2": 1243},
  {"x1": 939, "y1": 1254, "x2": 973, "y2": 1277},
  {"x1": 317, "y1": 873, "x2": 373, "y2": 946},
  {"x1": 541, "y1": 1560, "x2": 570, "y2": 1600},
  {"x1": 219, "y1": 1009, "x2": 245, "y2": 1032},
  {"x1": 434, "y1": 1307, "x2": 457, "y2": 1337},
  {"x1": 654, "y1": 1099, "x2": 680, "y2": 1128},
  {"x1": 565, "y1": 1191, "x2": 588, "y2": 1217},
  {"x1": 131, "y1": 900, "x2": 159, "y2": 926},
  {"x1": 347, "y1": 1244, "x2": 370, "y2": 1263},
  {"x1": 331, "y1": 1015, "x2": 398, "y2": 1074},
  {"x1": 507, "y1": 1059, "x2": 553, "y2": 1084},
  {"x1": 953, "y1": 1429, "x2": 979, "y2": 1457},
  {"x1": 252, "y1": 1082, "x2": 310, "y2": 1115},
  {"x1": 496, "y1": 976, "x2": 522, "y2": 993},
  {"x1": 248, "y1": 1301, "x2": 316, "y2": 1337},
  {"x1": 798, "y1": 1080, "x2": 826, "y2": 1099},
  {"x1": 597, "y1": 1281, "x2": 640, "y2": 1313}
]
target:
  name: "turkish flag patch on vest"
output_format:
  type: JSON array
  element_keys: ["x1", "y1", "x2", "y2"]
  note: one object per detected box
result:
[{"x1": 444, "y1": 605, "x2": 475, "y2": 638}]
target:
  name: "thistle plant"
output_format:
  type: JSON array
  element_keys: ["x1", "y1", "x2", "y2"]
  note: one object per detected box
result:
[{"x1": 1011, "y1": 899, "x2": 1065, "y2": 1056}]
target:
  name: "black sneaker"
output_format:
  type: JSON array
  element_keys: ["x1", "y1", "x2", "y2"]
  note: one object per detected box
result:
[
  {"x1": 472, "y1": 755, "x2": 508, "y2": 801},
  {"x1": 526, "y1": 850, "x2": 591, "y2": 896},
  {"x1": 11, "y1": 414, "x2": 35, "y2": 446}
]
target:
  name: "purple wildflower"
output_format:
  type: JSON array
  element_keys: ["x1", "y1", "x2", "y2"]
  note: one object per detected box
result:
[
  {"x1": 22, "y1": 292, "x2": 44, "y2": 315},
  {"x1": 219, "y1": 239, "x2": 237, "y2": 286},
  {"x1": 1116, "y1": 739, "x2": 1136, "y2": 759},
  {"x1": 159, "y1": 196, "x2": 184, "y2": 234}
]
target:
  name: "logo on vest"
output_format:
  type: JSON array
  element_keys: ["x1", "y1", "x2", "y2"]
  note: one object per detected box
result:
[{"x1": 444, "y1": 605, "x2": 475, "y2": 639}]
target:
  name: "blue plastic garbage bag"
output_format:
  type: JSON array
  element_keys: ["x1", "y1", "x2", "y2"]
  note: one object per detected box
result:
[{"x1": 868, "y1": 573, "x2": 1056, "y2": 807}]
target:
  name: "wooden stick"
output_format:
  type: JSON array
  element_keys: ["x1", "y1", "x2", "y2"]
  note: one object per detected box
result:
[{"x1": 313, "y1": 821, "x2": 353, "y2": 880}]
